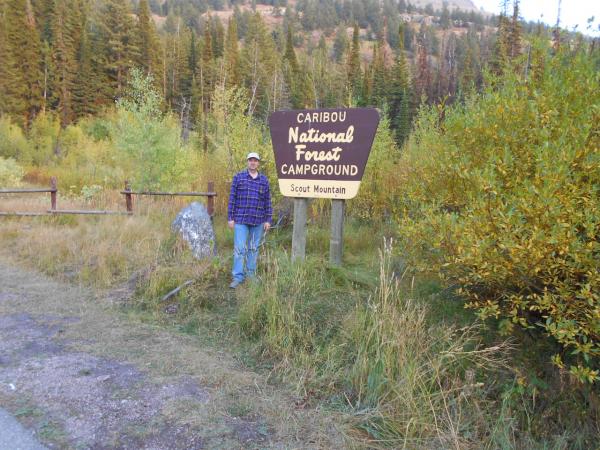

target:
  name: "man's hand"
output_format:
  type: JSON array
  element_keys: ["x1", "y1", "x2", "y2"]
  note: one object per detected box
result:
[
  {"x1": 263, "y1": 222, "x2": 271, "y2": 232},
  {"x1": 228, "y1": 220, "x2": 235, "y2": 229}
]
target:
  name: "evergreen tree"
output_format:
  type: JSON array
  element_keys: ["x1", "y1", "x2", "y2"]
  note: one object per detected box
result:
[
  {"x1": 224, "y1": 16, "x2": 240, "y2": 88},
  {"x1": 346, "y1": 23, "x2": 362, "y2": 100},
  {"x1": 50, "y1": 0, "x2": 82, "y2": 126},
  {"x1": 2, "y1": 0, "x2": 44, "y2": 126},
  {"x1": 414, "y1": 41, "x2": 431, "y2": 103},
  {"x1": 370, "y1": 36, "x2": 388, "y2": 107},
  {"x1": 31, "y1": 0, "x2": 53, "y2": 41},
  {"x1": 491, "y1": 1, "x2": 511, "y2": 75},
  {"x1": 199, "y1": 19, "x2": 214, "y2": 113},
  {"x1": 240, "y1": 12, "x2": 279, "y2": 116},
  {"x1": 137, "y1": 0, "x2": 160, "y2": 76},
  {"x1": 0, "y1": 2, "x2": 10, "y2": 114},
  {"x1": 388, "y1": 23, "x2": 411, "y2": 145},
  {"x1": 440, "y1": 1, "x2": 451, "y2": 29},
  {"x1": 459, "y1": 43, "x2": 475, "y2": 92},
  {"x1": 333, "y1": 24, "x2": 348, "y2": 63},
  {"x1": 507, "y1": 0, "x2": 522, "y2": 59},
  {"x1": 73, "y1": 12, "x2": 102, "y2": 117},
  {"x1": 212, "y1": 16, "x2": 225, "y2": 58},
  {"x1": 98, "y1": 0, "x2": 140, "y2": 97},
  {"x1": 283, "y1": 25, "x2": 299, "y2": 72}
]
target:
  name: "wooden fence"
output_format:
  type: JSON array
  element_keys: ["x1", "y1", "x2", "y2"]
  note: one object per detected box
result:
[{"x1": 0, "y1": 178, "x2": 216, "y2": 217}]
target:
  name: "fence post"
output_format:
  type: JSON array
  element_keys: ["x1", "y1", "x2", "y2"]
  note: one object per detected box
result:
[
  {"x1": 291, "y1": 198, "x2": 308, "y2": 262},
  {"x1": 207, "y1": 181, "x2": 215, "y2": 217},
  {"x1": 50, "y1": 177, "x2": 57, "y2": 211},
  {"x1": 124, "y1": 180, "x2": 133, "y2": 213},
  {"x1": 329, "y1": 199, "x2": 345, "y2": 266}
]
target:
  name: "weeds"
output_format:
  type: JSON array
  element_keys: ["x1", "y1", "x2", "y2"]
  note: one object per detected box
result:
[{"x1": 1, "y1": 198, "x2": 597, "y2": 448}]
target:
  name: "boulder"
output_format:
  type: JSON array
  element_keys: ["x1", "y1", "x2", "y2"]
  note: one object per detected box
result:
[{"x1": 171, "y1": 202, "x2": 216, "y2": 259}]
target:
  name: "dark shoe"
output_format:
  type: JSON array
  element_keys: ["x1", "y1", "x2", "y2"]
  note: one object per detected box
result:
[{"x1": 229, "y1": 280, "x2": 242, "y2": 289}]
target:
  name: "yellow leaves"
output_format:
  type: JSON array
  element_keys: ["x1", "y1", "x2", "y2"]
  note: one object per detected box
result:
[{"x1": 396, "y1": 47, "x2": 600, "y2": 383}]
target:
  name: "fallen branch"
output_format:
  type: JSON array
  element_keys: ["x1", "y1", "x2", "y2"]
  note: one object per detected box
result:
[{"x1": 161, "y1": 280, "x2": 194, "y2": 302}]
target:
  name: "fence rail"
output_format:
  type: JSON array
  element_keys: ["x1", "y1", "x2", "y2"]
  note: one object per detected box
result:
[{"x1": 0, "y1": 178, "x2": 216, "y2": 217}]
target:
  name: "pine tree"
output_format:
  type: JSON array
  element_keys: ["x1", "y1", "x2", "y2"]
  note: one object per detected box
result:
[
  {"x1": 50, "y1": 0, "x2": 82, "y2": 126},
  {"x1": 283, "y1": 25, "x2": 299, "y2": 73},
  {"x1": 98, "y1": 0, "x2": 140, "y2": 97},
  {"x1": 388, "y1": 22, "x2": 411, "y2": 146},
  {"x1": 440, "y1": 1, "x2": 451, "y2": 29},
  {"x1": 224, "y1": 16, "x2": 240, "y2": 88},
  {"x1": 137, "y1": 0, "x2": 160, "y2": 76},
  {"x1": 212, "y1": 16, "x2": 225, "y2": 58},
  {"x1": 491, "y1": 1, "x2": 511, "y2": 75},
  {"x1": 0, "y1": 2, "x2": 10, "y2": 114},
  {"x1": 459, "y1": 43, "x2": 475, "y2": 92},
  {"x1": 199, "y1": 19, "x2": 214, "y2": 113},
  {"x1": 371, "y1": 37, "x2": 388, "y2": 107},
  {"x1": 240, "y1": 12, "x2": 279, "y2": 116},
  {"x1": 507, "y1": 0, "x2": 522, "y2": 59},
  {"x1": 413, "y1": 35, "x2": 432, "y2": 105},
  {"x1": 346, "y1": 23, "x2": 362, "y2": 100},
  {"x1": 2, "y1": 0, "x2": 44, "y2": 126},
  {"x1": 333, "y1": 24, "x2": 348, "y2": 63},
  {"x1": 31, "y1": 0, "x2": 53, "y2": 41},
  {"x1": 73, "y1": 13, "x2": 102, "y2": 117}
]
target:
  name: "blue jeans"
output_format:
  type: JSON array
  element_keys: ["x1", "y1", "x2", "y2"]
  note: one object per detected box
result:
[{"x1": 232, "y1": 223, "x2": 264, "y2": 283}]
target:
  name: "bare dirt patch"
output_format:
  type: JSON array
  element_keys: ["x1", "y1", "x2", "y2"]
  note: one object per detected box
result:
[{"x1": 0, "y1": 259, "x2": 345, "y2": 449}]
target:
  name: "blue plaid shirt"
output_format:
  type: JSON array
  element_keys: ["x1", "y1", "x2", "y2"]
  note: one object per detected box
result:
[{"x1": 227, "y1": 170, "x2": 273, "y2": 226}]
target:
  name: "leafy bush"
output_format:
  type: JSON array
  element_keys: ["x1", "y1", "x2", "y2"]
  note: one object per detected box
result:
[
  {"x1": 0, "y1": 116, "x2": 29, "y2": 162},
  {"x1": 28, "y1": 113, "x2": 61, "y2": 166},
  {"x1": 0, "y1": 156, "x2": 24, "y2": 187},
  {"x1": 349, "y1": 114, "x2": 400, "y2": 220},
  {"x1": 397, "y1": 43, "x2": 600, "y2": 382},
  {"x1": 202, "y1": 85, "x2": 276, "y2": 213},
  {"x1": 110, "y1": 68, "x2": 194, "y2": 190}
]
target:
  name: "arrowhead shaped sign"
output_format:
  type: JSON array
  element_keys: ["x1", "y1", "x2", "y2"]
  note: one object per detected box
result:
[{"x1": 268, "y1": 108, "x2": 380, "y2": 199}]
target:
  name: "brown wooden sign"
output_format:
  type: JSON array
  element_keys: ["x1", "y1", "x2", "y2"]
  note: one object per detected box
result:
[{"x1": 268, "y1": 108, "x2": 380, "y2": 199}]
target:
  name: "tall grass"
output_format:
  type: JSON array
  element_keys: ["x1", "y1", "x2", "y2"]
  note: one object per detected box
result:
[{"x1": 237, "y1": 239, "x2": 515, "y2": 447}]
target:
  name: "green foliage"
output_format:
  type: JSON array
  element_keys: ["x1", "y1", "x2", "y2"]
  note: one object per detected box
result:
[
  {"x1": 349, "y1": 114, "x2": 400, "y2": 220},
  {"x1": 111, "y1": 68, "x2": 192, "y2": 190},
  {"x1": 341, "y1": 247, "x2": 505, "y2": 445},
  {"x1": 0, "y1": 156, "x2": 24, "y2": 187},
  {"x1": 0, "y1": 116, "x2": 29, "y2": 162},
  {"x1": 238, "y1": 242, "x2": 510, "y2": 446},
  {"x1": 0, "y1": 0, "x2": 44, "y2": 126},
  {"x1": 28, "y1": 113, "x2": 61, "y2": 166},
  {"x1": 204, "y1": 85, "x2": 275, "y2": 211},
  {"x1": 397, "y1": 43, "x2": 600, "y2": 382}
]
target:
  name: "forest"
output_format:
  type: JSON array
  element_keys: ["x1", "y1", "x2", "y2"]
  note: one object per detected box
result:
[{"x1": 1, "y1": 0, "x2": 599, "y2": 447}]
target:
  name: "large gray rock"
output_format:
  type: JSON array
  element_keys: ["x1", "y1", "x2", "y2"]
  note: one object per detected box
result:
[{"x1": 171, "y1": 202, "x2": 216, "y2": 259}]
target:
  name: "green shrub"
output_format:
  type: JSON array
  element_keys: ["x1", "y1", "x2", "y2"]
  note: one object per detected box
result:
[
  {"x1": 28, "y1": 113, "x2": 60, "y2": 166},
  {"x1": 0, "y1": 156, "x2": 24, "y2": 187},
  {"x1": 0, "y1": 115, "x2": 29, "y2": 162},
  {"x1": 110, "y1": 68, "x2": 194, "y2": 191},
  {"x1": 397, "y1": 42, "x2": 600, "y2": 382}
]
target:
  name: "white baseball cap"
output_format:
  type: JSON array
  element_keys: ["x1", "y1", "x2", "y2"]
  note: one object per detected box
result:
[{"x1": 247, "y1": 152, "x2": 261, "y2": 160}]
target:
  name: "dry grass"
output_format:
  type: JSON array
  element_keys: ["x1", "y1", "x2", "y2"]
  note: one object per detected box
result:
[
  {"x1": 0, "y1": 191, "x2": 220, "y2": 288},
  {"x1": 0, "y1": 259, "x2": 346, "y2": 449}
]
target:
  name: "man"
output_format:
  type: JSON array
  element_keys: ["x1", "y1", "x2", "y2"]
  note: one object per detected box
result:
[{"x1": 227, "y1": 152, "x2": 272, "y2": 288}]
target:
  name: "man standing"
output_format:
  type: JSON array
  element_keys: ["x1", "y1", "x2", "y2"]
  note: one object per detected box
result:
[{"x1": 227, "y1": 152, "x2": 272, "y2": 288}]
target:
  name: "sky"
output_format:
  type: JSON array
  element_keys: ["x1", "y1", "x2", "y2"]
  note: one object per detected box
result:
[{"x1": 472, "y1": 0, "x2": 600, "y2": 36}]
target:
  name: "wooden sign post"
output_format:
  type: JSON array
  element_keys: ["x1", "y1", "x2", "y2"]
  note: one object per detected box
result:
[
  {"x1": 269, "y1": 108, "x2": 379, "y2": 265},
  {"x1": 292, "y1": 198, "x2": 308, "y2": 261}
]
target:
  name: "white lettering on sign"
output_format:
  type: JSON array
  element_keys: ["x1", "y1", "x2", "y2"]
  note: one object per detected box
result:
[
  {"x1": 280, "y1": 163, "x2": 358, "y2": 176},
  {"x1": 296, "y1": 111, "x2": 347, "y2": 123},
  {"x1": 295, "y1": 145, "x2": 342, "y2": 162},
  {"x1": 288, "y1": 126, "x2": 354, "y2": 145}
]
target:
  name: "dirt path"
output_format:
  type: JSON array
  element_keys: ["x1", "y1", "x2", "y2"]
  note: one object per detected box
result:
[{"x1": 0, "y1": 260, "x2": 344, "y2": 449}]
